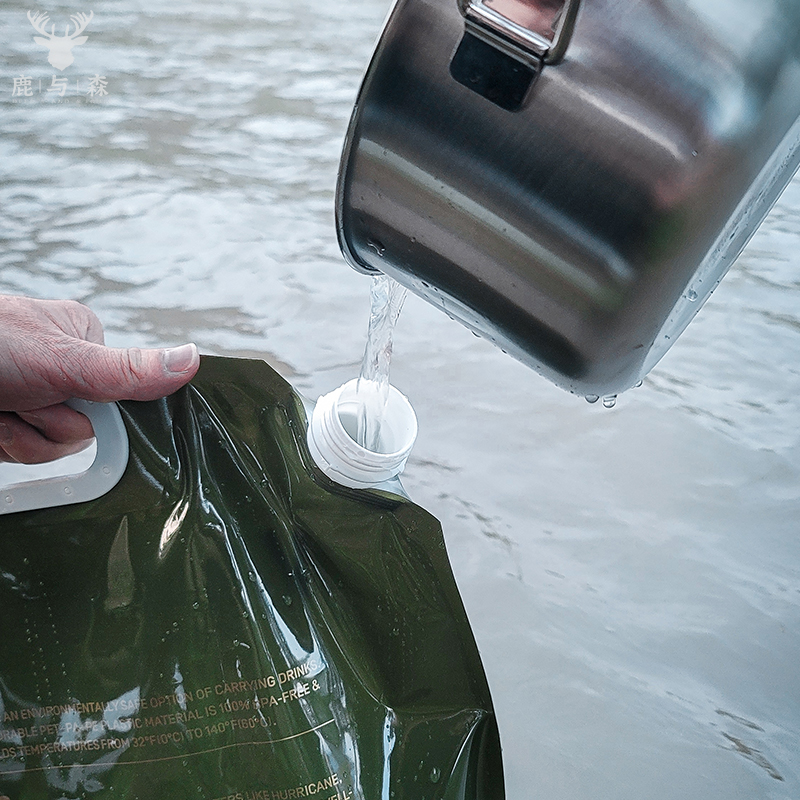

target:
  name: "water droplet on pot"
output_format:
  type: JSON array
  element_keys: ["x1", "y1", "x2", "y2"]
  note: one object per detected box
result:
[
  {"x1": 585, "y1": 395, "x2": 599, "y2": 404},
  {"x1": 602, "y1": 395, "x2": 617, "y2": 408}
]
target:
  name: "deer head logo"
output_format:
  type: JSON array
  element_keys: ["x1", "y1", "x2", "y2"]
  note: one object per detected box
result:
[{"x1": 27, "y1": 10, "x2": 94, "y2": 71}]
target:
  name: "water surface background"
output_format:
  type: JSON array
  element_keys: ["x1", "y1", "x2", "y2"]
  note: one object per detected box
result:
[{"x1": 1, "y1": 1, "x2": 799, "y2": 797}]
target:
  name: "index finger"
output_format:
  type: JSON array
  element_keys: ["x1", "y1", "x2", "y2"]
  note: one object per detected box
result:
[{"x1": 16, "y1": 404, "x2": 95, "y2": 443}]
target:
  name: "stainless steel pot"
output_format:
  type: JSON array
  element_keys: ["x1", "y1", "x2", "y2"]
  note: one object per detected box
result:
[{"x1": 337, "y1": 0, "x2": 800, "y2": 397}]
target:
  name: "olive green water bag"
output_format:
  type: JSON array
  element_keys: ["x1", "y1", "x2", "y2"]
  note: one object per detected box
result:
[{"x1": 0, "y1": 357, "x2": 503, "y2": 800}]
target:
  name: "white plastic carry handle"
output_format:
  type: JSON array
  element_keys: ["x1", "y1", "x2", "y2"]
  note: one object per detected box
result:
[{"x1": 0, "y1": 399, "x2": 129, "y2": 515}]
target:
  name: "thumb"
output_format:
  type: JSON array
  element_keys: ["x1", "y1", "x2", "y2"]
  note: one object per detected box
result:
[{"x1": 65, "y1": 341, "x2": 201, "y2": 403}]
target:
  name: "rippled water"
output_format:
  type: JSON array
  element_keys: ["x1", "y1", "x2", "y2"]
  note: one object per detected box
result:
[{"x1": 1, "y1": 1, "x2": 798, "y2": 797}]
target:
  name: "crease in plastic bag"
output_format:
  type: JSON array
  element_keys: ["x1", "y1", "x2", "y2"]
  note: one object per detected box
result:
[{"x1": 0, "y1": 357, "x2": 504, "y2": 800}]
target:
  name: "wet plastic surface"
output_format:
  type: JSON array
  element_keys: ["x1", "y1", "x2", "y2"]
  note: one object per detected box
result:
[{"x1": 0, "y1": 357, "x2": 503, "y2": 800}]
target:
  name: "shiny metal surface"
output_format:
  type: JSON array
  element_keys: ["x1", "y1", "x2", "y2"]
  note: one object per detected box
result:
[{"x1": 337, "y1": 0, "x2": 800, "y2": 397}]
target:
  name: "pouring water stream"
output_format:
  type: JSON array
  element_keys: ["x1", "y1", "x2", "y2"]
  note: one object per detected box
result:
[{"x1": 354, "y1": 275, "x2": 407, "y2": 451}]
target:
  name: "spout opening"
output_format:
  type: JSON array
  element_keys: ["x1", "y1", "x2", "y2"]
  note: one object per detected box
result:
[{"x1": 307, "y1": 380, "x2": 418, "y2": 489}]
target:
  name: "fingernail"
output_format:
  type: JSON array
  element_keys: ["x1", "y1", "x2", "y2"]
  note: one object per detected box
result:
[
  {"x1": 163, "y1": 343, "x2": 198, "y2": 374},
  {"x1": 0, "y1": 422, "x2": 12, "y2": 445}
]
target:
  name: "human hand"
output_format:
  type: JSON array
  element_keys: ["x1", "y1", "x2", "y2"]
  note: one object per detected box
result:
[{"x1": 0, "y1": 294, "x2": 200, "y2": 464}]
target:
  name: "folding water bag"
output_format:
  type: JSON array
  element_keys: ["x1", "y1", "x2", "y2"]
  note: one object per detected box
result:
[{"x1": 0, "y1": 357, "x2": 503, "y2": 800}]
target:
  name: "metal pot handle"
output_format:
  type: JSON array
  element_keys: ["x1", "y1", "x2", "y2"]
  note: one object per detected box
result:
[{"x1": 458, "y1": 0, "x2": 581, "y2": 64}]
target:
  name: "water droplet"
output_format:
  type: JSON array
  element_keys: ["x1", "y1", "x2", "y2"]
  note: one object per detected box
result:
[
  {"x1": 233, "y1": 639, "x2": 239, "y2": 647},
  {"x1": 691, "y1": 150, "x2": 698, "y2": 157},
  {"x1": 22, "y1": 557, "x2": 29, "y2": 565},
  {"x1": 585, "y1": 395, "x2": 599, "y2": 404},
  {"x1": 687, "y1": 289, "x2": 698, "y2": 301},
  {"x1": 192, "y1": 602, "x2": 200, "y2": 610},
  {"x1": 4, "y1": 495, "x2": 12, "y2": 504},
  {"x1": 172, "y1": 621, "x2": 179, "y2": 628},
  {"x1": 282, "y1": 595, "x2": 293, "y2": 606},
  {"x1": 367, "y1": 239, "x2": 385, "y2": 256},
  {"x1": 634, "y1": 380, "x2": 643, "y2": 388},
  {"x1": 64, "y1": 486, "x2": 72, "y2": 495},
  {"x1": 102, "y1": 465, "x2": 111, "y2": 474},
  {"x1": 430, "y1": 767, "x2": 441, "y2": 783},
  {"x1": 248, "y1": 571, "x2": 256, "y2": 582},
  {"x1": 602, "y1": 395, "x2": 617, "y2": 408}
]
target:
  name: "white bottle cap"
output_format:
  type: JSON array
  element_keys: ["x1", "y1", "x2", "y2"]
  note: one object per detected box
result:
[{"x1": 307, "y1": 379, "x2": 418, "y2": 489}]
